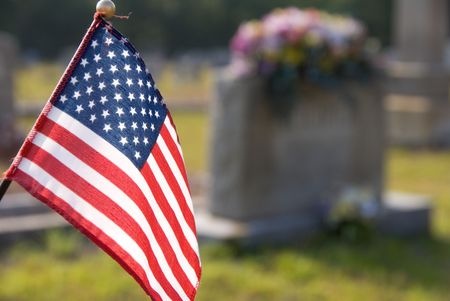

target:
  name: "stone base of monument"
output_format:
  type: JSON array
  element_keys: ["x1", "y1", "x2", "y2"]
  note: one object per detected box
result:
[
  {"x1": 0, "y1": 192, "x2": 68, "y2": 236},
  {"x1": 377, "y1": 192, "x2": 432, "y2": 237},
  {"x1": 196, "y1": 192, "x2": 432, "y2": 243},
  {"x1": 196, "y1": 208, "x2": 321, "y2": 244}
]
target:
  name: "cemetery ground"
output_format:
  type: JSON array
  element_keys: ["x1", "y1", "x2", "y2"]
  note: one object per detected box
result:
[
  {"x1": 1, "y1": 114, "x2": 450, "y2": 301},
  {"x1": 0, "y1": 64, "x2": 449, "y2": 300}
]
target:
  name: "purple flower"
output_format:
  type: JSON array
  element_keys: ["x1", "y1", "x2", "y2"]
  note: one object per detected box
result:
[{"x1": 229, "y1": 7, "x2": 368, "y2": 78}]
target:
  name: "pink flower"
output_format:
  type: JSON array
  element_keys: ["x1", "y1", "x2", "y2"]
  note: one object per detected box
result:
[
  {"x1": 230, "y1": 21, "x2": 263, "y2": 56},
  {"x1": 262, "y1": 8, "x2": 315, "y2": 44}
]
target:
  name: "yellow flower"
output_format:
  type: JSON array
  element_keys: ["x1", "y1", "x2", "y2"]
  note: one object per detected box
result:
[
  {"x1": 282, "y1": 47, "x2": 305, "y2": 65},
  {"x1": 262, "y1": 51, "x2": 280, "y2": 62},
  {"x1": 319, "y1": 57, "x2": 335, "y2": 73}
]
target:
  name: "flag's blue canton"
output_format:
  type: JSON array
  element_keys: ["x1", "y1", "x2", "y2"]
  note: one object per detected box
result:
[{"x1": 54, "y1": 22, "x2": 167, "y2": 169}]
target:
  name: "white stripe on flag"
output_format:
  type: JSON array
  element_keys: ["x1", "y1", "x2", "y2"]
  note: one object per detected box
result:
[{"x1": 164, "y1": 118, "x2": 185, "y2": 164}]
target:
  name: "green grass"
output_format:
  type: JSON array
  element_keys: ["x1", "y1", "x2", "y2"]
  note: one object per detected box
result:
[
  {"x1": 15, "y1": 63, "x2": 63, "y2": 102},
  {"x1": 387, "y1": 149, "x2": 450, "y2": 238},
  {"x1": 0, "y1": 231, "x2": 147, "y2": 301},
  {"x1": 198, "y1": 237, "x2": 450, "y2": 301},
  {"x1": 1, "y1": 139, "x2": 449, "y2": 300},
  {"x1": 171, "y1": 111, "x2": 209, "y2": 173}
]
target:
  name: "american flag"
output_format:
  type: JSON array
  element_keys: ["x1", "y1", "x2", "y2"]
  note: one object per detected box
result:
[{"x1": 4, "y1": 15, "x2": 201, "y2": 300}]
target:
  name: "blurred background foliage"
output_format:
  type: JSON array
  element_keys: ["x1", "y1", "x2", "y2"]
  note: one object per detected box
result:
[{"x1": 0, "y1": 0, "x2": 392, "y2": 59}]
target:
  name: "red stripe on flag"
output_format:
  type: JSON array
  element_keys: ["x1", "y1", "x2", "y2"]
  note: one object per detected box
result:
[
  {"x1": 23, "y1": 143, "x2": 185, "y2": 299},
  {"x1": 160, "y1": 124, "x2": 190, "y2": 190},
  {"x1": 10, "y1": 169, "x2": 162, "y2": 300},
  {"x1": 152, "y1": 142, "x2": 196, "y2": 233}
]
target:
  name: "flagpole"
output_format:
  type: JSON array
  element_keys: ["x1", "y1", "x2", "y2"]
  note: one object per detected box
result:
[{"x1": 0, "y1": 179, "x2": 11, "y2": 202}]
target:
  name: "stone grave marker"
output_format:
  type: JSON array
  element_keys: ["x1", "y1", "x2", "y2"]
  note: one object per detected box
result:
[
  {"x1": 385, "y1": 0, "x2": 450, "y2": 146},
  {"x1": 199, "y1": 73, "x2": 385, "y2": 242}
]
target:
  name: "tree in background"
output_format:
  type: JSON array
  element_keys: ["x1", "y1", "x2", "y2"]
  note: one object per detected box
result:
[{"x1": 0, "y1": 0, "x2": 392, "y2": 59}]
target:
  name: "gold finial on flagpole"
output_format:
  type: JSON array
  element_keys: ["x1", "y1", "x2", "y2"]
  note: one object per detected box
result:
[{"x1": 96, "y1": 0, "x2": 116, "y2": 19}]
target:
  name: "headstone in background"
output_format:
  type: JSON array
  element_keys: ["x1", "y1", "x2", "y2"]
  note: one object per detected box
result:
[
  {"x1": 203, "y1": 74, "x2": 384, "y2": 241},
  {"x1": 0, "y1": 32, "x2": 20, "y2": 156},
  {"x1": 385, "y1": 0, "x2": 450, "y2": 146}
]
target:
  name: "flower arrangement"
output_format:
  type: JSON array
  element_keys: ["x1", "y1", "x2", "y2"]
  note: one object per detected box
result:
[
  {"x1": 229, "y1": 8, "x2": 371, "y2": 89},
  {"x1": 326, "y1": 187, "x2": 379, "y2": 241}
]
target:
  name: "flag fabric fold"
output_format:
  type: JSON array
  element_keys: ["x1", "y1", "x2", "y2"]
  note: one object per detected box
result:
[{"x1": 4, "y1": 14, "x2": 201, "y2": 301}]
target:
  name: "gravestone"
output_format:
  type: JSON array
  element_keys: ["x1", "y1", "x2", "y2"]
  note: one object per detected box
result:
[
  {"x1": 202, "y1": 73, "x2": 385, "y2": 241},
  {"x1": 385, "y1": 0, "x2": 450, "y2": 146},
  {"x1": 0, "y1": 32, "x2": 19, "y2": 156}
]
